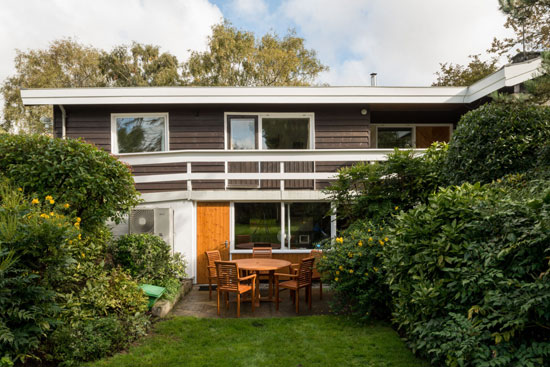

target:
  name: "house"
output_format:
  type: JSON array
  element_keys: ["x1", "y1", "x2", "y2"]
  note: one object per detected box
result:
[{"x1": 20, "y1": 57, "x2": 542, "y2": 284}]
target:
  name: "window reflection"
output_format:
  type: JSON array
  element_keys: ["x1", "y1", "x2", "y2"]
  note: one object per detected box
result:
[
  {"x1": 377, "y1": 127, "x2": 413, "y2": 148},
  {"x1": 229, "y1": 118, "x2": 256, "y2": 150},
  {"x1": 116, "y1": 116, "x2": 166, "y2": 153},
  {"x1": 286, "y1": 202, "x2": 331, "y2": 249},
  {"x1": 262, "y1": 118, "x2": 309, "y2": 149}
]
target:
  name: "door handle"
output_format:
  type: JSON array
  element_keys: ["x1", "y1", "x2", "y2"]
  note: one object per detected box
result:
[{"x1": 224, "y1": 240, "x2": 228, "y2": 248}]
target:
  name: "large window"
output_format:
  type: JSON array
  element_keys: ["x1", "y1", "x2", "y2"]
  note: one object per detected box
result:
[
  {"x1": 233, "y1": 201, "x2": 332, "y2": 251},
  {"x1": 112, "y1": 113, "x2": 168, "y2": 154},
  {"x1": 227, "y1": 113, "x2": 313, "y2": 150},
  {"x1": 377, "y1": 127, "x2": 413, "y2": 148},
  {"x1": 375, "y1": 125, "x2": 452, "y2": 148}
]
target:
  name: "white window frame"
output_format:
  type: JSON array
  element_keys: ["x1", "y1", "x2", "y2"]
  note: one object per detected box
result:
[
  {"x1": 373, "y1": 123, "x2": 453, "y2": 149},
  {"x1": 224, "y1": 112, "x2": 315, "y2": 150},
  {"x1": 230, "y1": 200, "x2": 335, "y2": 254},
  {"x1": 111, "y1": 112, "x2": 170, "y2": 155}
]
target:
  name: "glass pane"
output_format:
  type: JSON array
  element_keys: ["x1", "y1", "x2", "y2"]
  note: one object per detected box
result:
[
  {"x1": 377, "y1": 127, "x2": 413, "y2": 148},
  {"x1": 234, "y1": 203, "x2": 281, "y2": 249},
  {"x1": 116, "y1": 116, "x2": 165, "y2": 153},
  {"x1": 230, "y1": 118, "x2": 256, "y2": 150},
  {"x1": 286, "y1": 202, "x2": 331, "y2": 250},
  {"x1": 262, "y1": 118, "x2": 309, "y2": 149}
]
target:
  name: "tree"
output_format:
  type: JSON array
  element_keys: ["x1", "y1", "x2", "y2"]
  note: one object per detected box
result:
[
  {"x1": 183, "y1": 22, "x2": 328, "y2": 86},
  {"x1": 1, "y1": 39, "x2": 105, "y2": 134},
  {"x1": 99, "y1": 42, "x2": 183, "y2": 87},
  {"x1": 489, "y1": 0, "x2": 550, "y2": 59},
  {"x1": 432, "y1": 54, "x2": 499, "y2": 86},
  {"x1": 525, "y1": 50, "x2": 550, "y2": 102}
]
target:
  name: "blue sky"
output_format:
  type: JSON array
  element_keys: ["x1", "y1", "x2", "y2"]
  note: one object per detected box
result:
[{"x1": 0, "y1": 0, "x2": 511, "y2": 88}]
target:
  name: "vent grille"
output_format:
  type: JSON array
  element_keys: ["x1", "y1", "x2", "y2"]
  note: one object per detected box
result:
[{"x1": 129, "y1": 209, "x2": 155, "y2": 234}]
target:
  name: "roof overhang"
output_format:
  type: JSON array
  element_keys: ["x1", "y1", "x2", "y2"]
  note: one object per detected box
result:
[{"x1": 19, "y1": 57, "x2": 543, "y2": 106}]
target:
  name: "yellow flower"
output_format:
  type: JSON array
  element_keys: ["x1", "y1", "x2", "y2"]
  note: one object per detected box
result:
[
  {"x1": 74, "y1": 222, "x2": 80, "y2": 228},
  {"x1": 78, "y1": 234, "x2": 82, "y2": 240},
  {"x1": 335, "y1": 271, "x2": 340, "y2": 275},
  {"x1": 368, "y1": 237, "x2": 373, "y2": 242},
  {"x1": 64, "y1": 203, "x2": 70, "y2": 209},
  {"x1": 18, "y1": 187, "x2": 23, "y2": 192},
  {"x1": 49, "y1": 212, "x2": 54, "y2": 216},
  {"x1": 334, "y1": 277, "x2": 339, "y2": 281},
  {"x1": 45, "y1": 195, "x2": 53, "y2": 201},
  {"x1": 335, "y1": 237, "x2": 343, "y2": 244},
  {"x1": 357, "y1": 241, "x2": 363, "y2": 247},
  {"x1": 348, "y1": 252, "x2": 353, "y2": 258},
  {"x1": 384, "y1": 237, "x2": 389, "y2": 242},
  {"x1": 373, "y1": 267, "x2": 379, "y2": 272},
  {"x1": 76, "y1": 217, "x2": 81, "y2": 223},
  {"x1": 365, "y1": 272, "x2": 369, "y2": 277},
  {"x1": 40, "y1": 213, "x2": 50, "y2": 219},
  {"x1": 379, "y1": 240, "x2": 384, "y2": 246},
  {"x1": 395, "y1": 206, "x2": 399, "y2": 210},
  {"x1": 339, "y1": 265, "x2": 344, "y2": 271},
  {"x1": 81, "y1": 252, "x2": 85, "y2": 258},
  {"x1": 349, "y1": 269, "x2": 354, "y2": 274},
  {"x1": 367, "y1": 229, "x2": 371, "y2": 232},
  {"x1": 49, "y1": 199, "x2": 55, "y2": 204},
  {"x1": 68, "y1": 240, "x2": 73, "y2": 245},
  {"x1": 31, "y1": 198, "x2": 39, "y2": 205}
]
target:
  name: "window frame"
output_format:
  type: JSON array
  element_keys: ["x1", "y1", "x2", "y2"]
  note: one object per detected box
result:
[
  {"x1": 226, "y1": 115, "x2": 259, "y2": 150},
  {"x1": 224, "y1": 112, "x2": 315, "y2": 150},
  {"x1": 229, "y1": 200, "x2": 336, "y2": 254},
  {"x1": 373, "y1": 123, "x2": 453, "y2": 148},
  {"x1": 111, "y1": 112, "x2": 170, "y2": 155}
]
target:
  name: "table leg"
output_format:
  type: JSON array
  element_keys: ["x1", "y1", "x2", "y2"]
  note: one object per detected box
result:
[{"x1": 268, "y1": 270, "x2": 274, "y2": 300}]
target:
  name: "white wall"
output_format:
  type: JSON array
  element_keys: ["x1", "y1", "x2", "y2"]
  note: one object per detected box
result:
[{"x1": 107, "y1": 199, "x2": 196, "y2": 281}]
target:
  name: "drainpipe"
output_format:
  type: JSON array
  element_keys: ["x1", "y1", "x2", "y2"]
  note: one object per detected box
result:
[{"x1": 59, "y1": 105, "x2": 66, "y2": 139}]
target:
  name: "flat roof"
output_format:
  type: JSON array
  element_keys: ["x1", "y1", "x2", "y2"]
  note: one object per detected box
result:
[{"x1": 20, "y1": 57, "x2": 542, "y2": 106}]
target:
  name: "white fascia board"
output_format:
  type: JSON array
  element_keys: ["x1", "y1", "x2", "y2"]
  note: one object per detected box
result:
[
  {"x1": 20, "y1": 86, "x2": 468, "y2": 105},
  {"x1": 465, "y1": 57, "x2": 542, "y2": 103},
  {"x1": 139, "y1": 190, "x2": 329, "y2": 203}
]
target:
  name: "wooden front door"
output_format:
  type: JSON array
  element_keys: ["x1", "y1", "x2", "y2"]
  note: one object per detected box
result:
[{"x1": 196, "y1": 202, "x2": 230, "y2": 284}]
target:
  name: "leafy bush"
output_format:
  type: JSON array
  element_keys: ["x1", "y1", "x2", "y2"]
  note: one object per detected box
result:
[
  {"x1": 317, "y1": 220, "x2": 392, "y2": 320},
  {"x1": 444, "y1": 102, "x2": 550, "y2": 185},
  {"x1": 385, "y1": 178, "x2": 550, "y2": 366},
  {"x1": 0, "y1": 134, "x2": 141, "y2": 227},
  {"x1": 0, "y1": 181, "x2": 79, "y2": 364},
  {"x1": 325, "y1": 143, "x2": 447, "y2": 226},
  {"x1": 110, "y1": 234, "x2": 187, "y2": 284}
]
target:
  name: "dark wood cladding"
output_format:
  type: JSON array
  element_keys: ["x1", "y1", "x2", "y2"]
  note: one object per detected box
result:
[
  {"x1": 131, "y1": 163, "x2": 187, "y2": 176},
  {"x1": 228, "y1": 162, "x2": 259, "y2": 188},
  {"x1": 315, "y1": 161, "x2": 357, "y2": 172},
  {"x1": 315, "y1": 112, "x2": 370, "y2": 149},
  {"x1": 191, "y1": 162, "x2": 224, "y2": 190},
  {"x1": 370, "y1": 109, "x2": 463, "y2": 125},
  {"x1": 135, "y1": 181, "x2": 186, "y2": 193}
]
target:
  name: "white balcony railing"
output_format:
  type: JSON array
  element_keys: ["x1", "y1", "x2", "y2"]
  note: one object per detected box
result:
[{"x1": 118, "y1": 148, "x2": 425, "y2": 189}]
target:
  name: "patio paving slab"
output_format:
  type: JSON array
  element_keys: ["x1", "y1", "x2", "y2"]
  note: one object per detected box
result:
[{"x1": 170, "y1": 282, "x2": 332, "y2": 318}]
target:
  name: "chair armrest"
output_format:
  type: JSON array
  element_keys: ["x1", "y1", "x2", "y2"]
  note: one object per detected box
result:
[
  {"x1": 239, "y1": 274, "x2": 257, "y2": 282},
  {"x1": 274, "y1": 272, "x2": 297, "y2": 279}
]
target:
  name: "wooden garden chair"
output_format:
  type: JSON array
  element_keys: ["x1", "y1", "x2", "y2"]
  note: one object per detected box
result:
[
  {"x1": 290, "y1": 250, "x2": 324, "y2": 299},
  {"x1": 275, "y1": 257, "x2": 315, "y2": 314},
  {"x1": 205, "y1": 250, "x2": 221, "y2": 300},
  {"x1": 252, "y1": 245, "x2": 274, "y2": 297},
  {"x1": 215, "y1": 261, "x2": 256, "y2": 318}
]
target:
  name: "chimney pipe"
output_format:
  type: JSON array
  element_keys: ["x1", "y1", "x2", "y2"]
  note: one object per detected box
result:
[{"x1": 370, "y1": 73, "x2": 377, "y2": 86}]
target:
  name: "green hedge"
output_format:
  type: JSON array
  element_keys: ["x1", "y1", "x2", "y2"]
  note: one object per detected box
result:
[{"x1": 384, "y1": 178, "x2": 550, "y2": 366}]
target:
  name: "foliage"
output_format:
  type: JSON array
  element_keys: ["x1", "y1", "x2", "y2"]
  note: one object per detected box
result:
[
  {"x1": 110, "y1": 234, "x2": 187, "y2": 284},
  {"x1": 88, "y1": 316, "x2": 429, "y2": 367},
  {"x1": 525, "y1": 50, "x2": 550, "y2": 103},
  {"x1": 432, "y1": 54, "x2": 499, "y2": 86},
  {"x1": 384, "y1": 178, "x2": 550, "y2": 366},
  {"x1": 184, "y1": 22, "x2": 328, "y2": 86},
  {"x1": 99, "y1": 42, "x2": 183, "y2": 87},
  {"x1": 317, "y1": 220, "x2": 392, "y2": 320},
  {"x1": 324, "y1": 143, "x2": 448, "y2": 227},
  {"x1": 0, "y1": 134, "x2": 141, "y2": 227},
  {"x1": 443, "y1": 102, "x2": 550, "y2": 185},
  {"x1": 490, "y1": 0, "x2": 550, "y2": 58},
  {"x1": 0, "y1": 39, "x2": 105, "y2": 134},
  {"x1": 0, "y1": 181, "x2": 79, "y2": 364}
]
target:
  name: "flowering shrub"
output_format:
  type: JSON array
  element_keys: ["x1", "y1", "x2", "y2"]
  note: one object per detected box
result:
[
  {"x1": 317, "y1": 220, "x2": 392, "y2": 320},
  {"x1": 385, "y1": 178, "x2": 550, "y2": 366}
]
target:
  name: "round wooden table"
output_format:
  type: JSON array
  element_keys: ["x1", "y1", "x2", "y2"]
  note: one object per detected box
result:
[{"x1": 233, "y1": 258, "x2": 291, "y2": 305}]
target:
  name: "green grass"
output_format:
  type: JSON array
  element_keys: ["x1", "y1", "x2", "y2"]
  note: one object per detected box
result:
[{"x1": 88, "y1": 316, "x2": 428, "y2": 367}]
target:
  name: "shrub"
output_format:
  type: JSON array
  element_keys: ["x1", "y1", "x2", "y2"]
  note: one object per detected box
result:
[
  {"x1": 444, "y1": 102, "x2": 550, "y2": 185},
  {"x1": 385, "y1": 178, "x2": 550, "y2": 366},
  {"x1": 317, "y1": 220, "x2": 392, "y2": 320},
  {"x1": 0, "y1": 134, "x2": 141, "y2": 228},
  {"x1": 325, "y1": 143, "x2": 447, "y2": 227},
  {"x1": 0, "y1": 181, "x2": 79, "y2": 364}
]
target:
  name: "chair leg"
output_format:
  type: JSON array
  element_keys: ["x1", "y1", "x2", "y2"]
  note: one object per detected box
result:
[
  {"x1": 251, "y1": 288, "x2": 255, "y2": 314},
  {"x1": 308, "y1": 286, "x2": 312, "y2": 310},
  {"x1": 225, "y1": 292, "x2": 229, "y2": 309},
  {"x1": 295, "y1": 288, "x2": 300, "y2": 314},
  {"x1": 217, "y1": 289, "x2": 221, "y2": 316},
  {"x1": 209, "y1": 279, "x2": 212, "y2": 300},
  {"x1": 319, "y1": 279, "x2": 323, "y2": 300},
  {"x1": 276, "y1": 282, "x2": 280, "y2": 310},
  {"x1": 237, "y1": 293, "x2": 241, "y2": 318}
]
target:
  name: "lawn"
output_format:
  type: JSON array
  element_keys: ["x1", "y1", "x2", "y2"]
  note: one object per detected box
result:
[{"x1": 88, "y1": 316, "x2": 429, "y2": 367}]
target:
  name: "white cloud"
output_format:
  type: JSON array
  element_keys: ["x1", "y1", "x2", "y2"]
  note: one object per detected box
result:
[
  {"x1": 281, "y1": 0, "x2": 513, "y2": 86},
  {"x1": 0, "y1": 0, "x2": 223, "y2": 85},
  {"x1": 231, "y1": 0, "x2": 268, "y2": 17}
]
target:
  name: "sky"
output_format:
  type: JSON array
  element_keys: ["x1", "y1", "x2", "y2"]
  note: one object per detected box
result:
[{"x1": 0, "y1": 0, "x2": 512, "y2": 88}]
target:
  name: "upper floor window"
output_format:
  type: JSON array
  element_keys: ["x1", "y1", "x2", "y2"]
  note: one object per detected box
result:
[
  {"x1": 375, "y1": 124, "x2": 452, "y2": 149},
  {"x1": 112, "y1": 113, "x2": 169, "y2": 154},
  {"x1": 227, "y1": 113, "x2": 313, "y2": 150}
]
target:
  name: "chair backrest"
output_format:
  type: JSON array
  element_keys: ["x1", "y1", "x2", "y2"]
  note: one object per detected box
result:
[
  {"x1": 252, "y1": 246, "x2": 272, "y2": 259},
  {"x1": 297, "y1": 257, "x2": 315, "y2": 287},
  {"x1": 215, "y1": 261, "x2": 240, "y2": 291},
  {"x1": 205, "y1": 250, "x2": 221, "y2": 277},
  {"x1": 310, "y1": 249, "x2": 322, "y2": 278}
]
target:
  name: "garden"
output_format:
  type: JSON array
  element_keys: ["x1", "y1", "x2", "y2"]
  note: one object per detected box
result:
[{"x1": 1, "y1": 97, "x2": 550, "y2": 367}]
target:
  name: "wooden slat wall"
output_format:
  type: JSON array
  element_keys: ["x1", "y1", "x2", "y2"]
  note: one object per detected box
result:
[
  {"x1": 315, "y1": 111, "x2": 370, "y2": 149},
  {"x1": 135, "y1": 181, "x2": 187, "y2": 193},
  {"x1": 228, "y1": 162, "x2": 259, "y2": 188},
  {"x1": 191, "y1": 162, "x2": 225, "y2": 190},
  {"x1": 315, "y1": 161, "x2": 357, "y2": 190}
]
